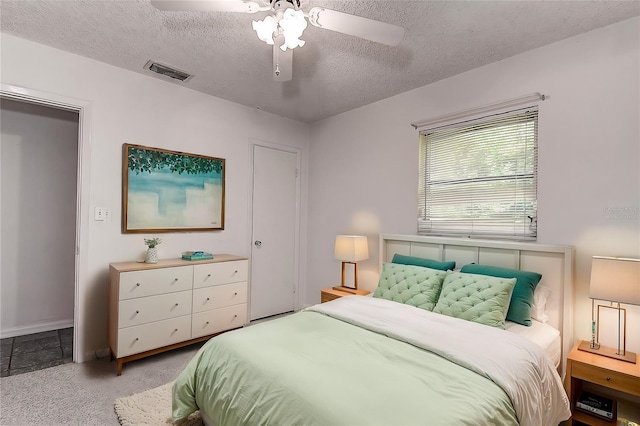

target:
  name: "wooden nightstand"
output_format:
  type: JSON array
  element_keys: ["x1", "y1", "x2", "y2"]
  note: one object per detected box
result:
[
  {"x1": 565, "y1": 340, "x2": 640, "y2": 425},
  {"x1": 321, "y1": 287, "x2": 370, "y2": 303}
]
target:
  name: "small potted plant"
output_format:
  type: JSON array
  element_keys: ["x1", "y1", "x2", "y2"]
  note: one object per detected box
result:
[{"x1": 144, "y1": 237, "x2": 162, "y2": 264}]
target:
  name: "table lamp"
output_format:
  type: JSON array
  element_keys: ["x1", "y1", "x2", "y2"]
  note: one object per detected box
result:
[
  {"x1": 333, "y1": 235, "x2": 368, "y2": 294},
  {"x1": 578, "y1": 256, "x2": 640, "y2": 363}
]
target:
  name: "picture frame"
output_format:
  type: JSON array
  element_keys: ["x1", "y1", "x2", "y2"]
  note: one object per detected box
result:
[{"x1": 122, "y1": 144, "x2": 225, "y2": 233}]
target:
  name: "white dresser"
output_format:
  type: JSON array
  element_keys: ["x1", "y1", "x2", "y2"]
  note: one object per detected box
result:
[{"x1": 109, "y1": 254, "x2": 248, "y2": 375}]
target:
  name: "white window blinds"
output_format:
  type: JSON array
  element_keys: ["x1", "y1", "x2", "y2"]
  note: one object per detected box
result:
[{"x1": 418, "y1": 107, "x2": 538, "y2": 240}]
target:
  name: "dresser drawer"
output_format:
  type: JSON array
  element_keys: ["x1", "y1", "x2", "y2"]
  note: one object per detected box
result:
[
  {"x1": 193, "y1": 260, "x2": 248, "y2": 288},
  {"x1": 118, "y1": 290, "x2": 192, "y2": 328},
  {"x1": 191, "y1": 304, "x2": 247, "y2": 338},
  {"x1": 572, "y1": 361, "x2": 640, "y2": 396},
  {"x1": 192, "y1": 282, "x2": 247, "y2": 313},
  {"x1": 119, "y1": 266, "x2": 192, "y2": 300},
  {"x1": 116, "y1": 315, "x2": 192, "y2": 358}
]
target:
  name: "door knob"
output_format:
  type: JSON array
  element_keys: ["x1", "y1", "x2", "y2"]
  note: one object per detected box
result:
[{"x1": 254, "y1": 240, "x2": 262, "y2": 247}]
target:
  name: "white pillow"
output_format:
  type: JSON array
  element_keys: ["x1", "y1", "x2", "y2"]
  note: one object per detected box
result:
[{"x1": 531, "y1": 285, "x2": 551, "y2": 323}]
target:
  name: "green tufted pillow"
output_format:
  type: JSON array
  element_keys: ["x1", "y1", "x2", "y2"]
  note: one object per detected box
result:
[
  {"x1": 459, "y1": 264, "x2": 542, "y2": 326},
  {"x1": 373, "y1": 263, "x2": 447, "y2": 311},
  {"x1": 392, "y1": 254, "x2": 456, "y2": 271},
  {"x1": 433, "y1": 272, "x2": 516, "y2": 329}
]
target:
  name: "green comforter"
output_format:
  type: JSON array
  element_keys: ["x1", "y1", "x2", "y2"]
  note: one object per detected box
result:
[{"x1": 173, "y1": 309, "x2": 517, "y2": 425}]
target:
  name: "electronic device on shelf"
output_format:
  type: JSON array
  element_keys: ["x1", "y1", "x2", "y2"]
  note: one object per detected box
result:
[{"x1": 576, "y1": 390, "x2": 615, "y2": 421}]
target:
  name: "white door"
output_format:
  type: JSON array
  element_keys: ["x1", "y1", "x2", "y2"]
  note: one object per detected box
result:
[{"x1": 250, "y1": 144, "x2": 298, "y2": 320}]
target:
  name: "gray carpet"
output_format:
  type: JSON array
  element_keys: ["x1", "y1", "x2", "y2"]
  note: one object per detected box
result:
[{"x1": 0, "y1": 343, "x2": 204, "y2": 426}]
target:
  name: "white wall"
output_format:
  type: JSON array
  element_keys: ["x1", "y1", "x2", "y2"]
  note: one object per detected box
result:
[
  {"x1": 1, "y1": 99, "x2": 78, "y2": 336},
  {"x1": 0, "y1": 33, "x2": 311, "y2": 360},
  {"x1": 307, "y1": 18, "x2": 640, "y2": 352}
]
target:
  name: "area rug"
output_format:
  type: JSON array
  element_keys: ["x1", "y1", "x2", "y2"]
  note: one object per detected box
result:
[{"x1": 114, "y1": 382, "x2": 202, "y2": 426}]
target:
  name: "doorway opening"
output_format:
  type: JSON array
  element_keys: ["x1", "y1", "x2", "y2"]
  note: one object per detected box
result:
[{"x1": 1, "y1": 83, "x2": 92, "y2": 365}]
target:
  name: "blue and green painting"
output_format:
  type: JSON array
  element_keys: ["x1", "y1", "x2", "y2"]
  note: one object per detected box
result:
[{"x1": 126, "y1": 146, "x2": 224, "y2": 230}]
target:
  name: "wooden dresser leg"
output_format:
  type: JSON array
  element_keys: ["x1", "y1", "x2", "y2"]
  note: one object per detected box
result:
[{"x1": 117, "y1": 359, "x2": 123, "y2": 376}]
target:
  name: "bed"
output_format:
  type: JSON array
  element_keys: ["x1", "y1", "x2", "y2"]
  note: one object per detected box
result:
[{"x1": 172, "y1": 234, "x2": 574, "y2": 426}]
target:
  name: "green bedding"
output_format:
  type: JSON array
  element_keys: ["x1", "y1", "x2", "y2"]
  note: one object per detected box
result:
[{"x1": 173, "y1": 310, "x2": 518, "y2": 425}]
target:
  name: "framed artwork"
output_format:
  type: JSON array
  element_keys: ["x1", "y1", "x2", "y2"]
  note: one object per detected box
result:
[{"x1": 122, "y1": 144, "x2": 225, "y2": 233}]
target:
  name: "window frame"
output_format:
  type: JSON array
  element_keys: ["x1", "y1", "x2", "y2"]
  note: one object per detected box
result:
[{"x1": 417, "y1": 106, "x2": 539, "y2": 240}]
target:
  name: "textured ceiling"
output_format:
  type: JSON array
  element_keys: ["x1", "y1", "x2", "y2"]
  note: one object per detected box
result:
[{"x1": 1, "y1": 0, "x2": 639, "y2": 123}]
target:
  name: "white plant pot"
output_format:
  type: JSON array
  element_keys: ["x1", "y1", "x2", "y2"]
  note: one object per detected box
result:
[{"x1": 145, "y1": 247, "x2": 158, "y2": 264}]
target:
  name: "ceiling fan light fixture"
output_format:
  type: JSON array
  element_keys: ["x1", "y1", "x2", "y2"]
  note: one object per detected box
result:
[
  {"x1": 279, "y1": 8, "x2": 307, "y2": 50},
  {"x1": 253, "y1": 7, "x2": 307, "y2": 51},
  {"x1": 252, "y1": 15, "x2": 278, "y2": 45}
]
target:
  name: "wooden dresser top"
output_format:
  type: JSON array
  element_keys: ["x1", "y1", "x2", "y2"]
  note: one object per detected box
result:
[{"x1": 110, "y1": 254, "x2": 247, "y2": 272}]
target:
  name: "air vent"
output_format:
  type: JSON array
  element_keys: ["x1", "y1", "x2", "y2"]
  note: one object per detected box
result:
[{"x1": 144, "y1": 60, "x2": 193, "y2": 82}]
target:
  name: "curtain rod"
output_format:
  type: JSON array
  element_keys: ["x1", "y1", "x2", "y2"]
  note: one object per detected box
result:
[{"x1": 410, "y1": 92, "x2": 546, "y2": 130}]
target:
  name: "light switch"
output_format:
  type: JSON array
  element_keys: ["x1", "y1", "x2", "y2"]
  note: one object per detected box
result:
[{"x1": 95, "y1": 207, "x2": 111, "y2": 222}]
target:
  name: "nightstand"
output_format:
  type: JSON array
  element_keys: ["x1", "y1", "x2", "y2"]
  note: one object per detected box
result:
[
  {"x1": 321, "y1": 287, "x2": 370, "y2": 303},
  {"x1": 565, "y1": 340, "x2": 640, "y2": 425}
]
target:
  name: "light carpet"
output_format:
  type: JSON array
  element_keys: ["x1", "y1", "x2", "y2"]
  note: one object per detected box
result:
[
  {"x1": 0, "y1": 343, "x2": 204, "y2": 426},
  {"x1": 114, "y1": 382, "x2": 202, "y2": 426}
]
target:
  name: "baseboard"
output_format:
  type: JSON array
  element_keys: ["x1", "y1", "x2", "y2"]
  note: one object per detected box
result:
[
  {"x1": 80, "y1": 350, "x2": 97, "y2": 363},
  {"x1": 0, "y1": 319, "x2": 73, "y2": 339},
  {"x1": 76, "y1": 347, "x2": 109, "y2": 363},
  {"x1": 95, "y1": 347, "x2": 111, "y2": 359}
]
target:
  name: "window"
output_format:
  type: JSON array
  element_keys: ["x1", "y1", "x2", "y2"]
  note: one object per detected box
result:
[{"x1": 418, "y1": 107, "x2": 538, "y2": 240}]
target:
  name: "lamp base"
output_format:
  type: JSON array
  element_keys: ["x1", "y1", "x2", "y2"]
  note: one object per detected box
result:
[{"x1": 578, "y1": 340, "x2": 637, "y2": 364}]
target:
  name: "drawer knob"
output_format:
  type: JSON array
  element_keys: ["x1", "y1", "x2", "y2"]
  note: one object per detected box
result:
[
  {"x1": 175, "y1": 303, "x2": 179, "y2": 306},
  {"x1": 174, "y1": 328, "x2": 178, "y2": 332},
  {"x1": 206, "y1": 297, "x2": 210, "y2": 301},
  {"x1": 234, "y1": 292, "x2": 238, "y2": 296},
  {"x1": 134, "y1": 337, "x2": 139, "y2": 341},
  {"x1": 136, "y1": 283, "x2": 140, "y2": 287},
  {"x1": 206, "y1": 321, "x2": 210, "y2": 325},
  {"x1": 234, "y1": 270, "x2": 238, "y2": 274},
  {"x1": 234, "y1": 314, "x2": 238, "y2": 318},
  {"x1": 207, "y1": 274, "x2": 211, "y2": 277},
  {"x1": 135, "y1": 310, "x2": 139, "y2": 314}
]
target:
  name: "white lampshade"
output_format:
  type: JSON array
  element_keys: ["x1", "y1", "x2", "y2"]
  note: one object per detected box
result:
[
  {"x1": 334, "y1": 235, "x2": 368, "y2": 262},
  {"x1": 590, "y1": 256, "x2": 640, "y2": 306}
]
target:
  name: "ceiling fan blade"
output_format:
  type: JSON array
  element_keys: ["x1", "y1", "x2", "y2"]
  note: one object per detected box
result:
[
  {"x1": 273, "y1": 38, "x2": 292, "y2": 82},
  {"x1": 150, "y1": 0, "x2": 265, "y2": 13},
  {"x1": 308, "y1": 7, "x2": 405, "y2": 46}
]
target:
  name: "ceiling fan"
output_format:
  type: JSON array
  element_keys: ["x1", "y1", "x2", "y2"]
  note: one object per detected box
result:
[{"x1": 150, "y1": 0, "x2": 405, "y2": 82}]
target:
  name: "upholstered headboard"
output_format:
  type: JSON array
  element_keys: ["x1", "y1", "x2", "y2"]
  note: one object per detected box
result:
[{"x1": 379, "y1": 233, "x2": 574, "y2": 374}]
